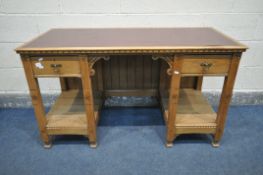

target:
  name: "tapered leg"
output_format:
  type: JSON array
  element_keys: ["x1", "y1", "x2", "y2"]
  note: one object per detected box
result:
[
  {"x1": 79, "y1": 56, "x2": 97, "y2": 148},
  {"x1": 213, "y1": 54, "x2": 241, "y2": 147},
  {"x1": 59, "y1": 77, "x2": 68, "y2": 91},
  {"x1": 158, "y1": 61, "x2": 168, "y2": 123},
  {"x1": 21, "y1": 57, "x2": 50, "y2": 147},
  {"x1": 166, "y1": 56, "x2": 182, "y2": 147},
  {"x1": 196, "y1": 76, "x2": 203, "y2": 91},
  {"x1": 211, "y1": 141, "x2": 220, "y2": 148}
]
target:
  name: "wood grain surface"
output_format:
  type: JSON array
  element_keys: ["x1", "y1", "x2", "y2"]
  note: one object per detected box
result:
[{"x1": 16, "y1": 28, "x2": 247, "y2": 52}]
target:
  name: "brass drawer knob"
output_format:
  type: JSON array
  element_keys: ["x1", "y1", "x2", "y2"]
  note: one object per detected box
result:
[
  {"x1": 200, "y1": 62, "x2": 213, "y2": 71},
  {"x1": 50, "y1": 64, "x2": 62, "y2": 73}
]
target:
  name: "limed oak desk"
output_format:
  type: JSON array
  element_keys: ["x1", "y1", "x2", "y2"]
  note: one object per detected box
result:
[{"x1": 16, "y1": 28, "x2": 247, "y2": 148}]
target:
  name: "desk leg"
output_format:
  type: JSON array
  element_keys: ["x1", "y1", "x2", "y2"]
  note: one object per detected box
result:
[
  {"x1": 166, "y1": 57, "x2": 182, "y2": 147},
  {"x1": 159, "y1": 61, "x2": 167, "y2": 123},
  {"x1": 213, "y1": 54, "x2": 241, "y2": 147},
  {"x1": 196, "y1": 76, "x2": 203, "y2": 90},
  {"x1": 22, "y1": 57, "x2": 51, "y2": 148},
  {"x1": 80, "y1": 56, "x2": 97, "y2": 148},
  {"x1": 59, "y1": 77, "x2": 68, "y2": 91}
]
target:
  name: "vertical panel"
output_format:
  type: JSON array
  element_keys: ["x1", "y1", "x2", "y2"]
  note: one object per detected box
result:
[
  {"x1": 91, "y1": 63, "x2": 98, "y2": 91},
  {"x1": 143, "y1": 56, "x2": 152, "y2": 89},
  {"x1": 119, "y1": 56, "x2": 128, "y2": 89},
  {"x1": 102, "y1": 55, "x2": 190, "y2": 91},
  {"x1": 111, "y1": 56, "x2": 120, "y2": 89},
  {"x1": 66, "y1": 77, "x2": 82, "y2": 89},
  {"x1": 103, "y1": 57, "x2": 112, "y2": 90},
  {"x1": 127, "y1": 55, "x2": 136, "y2": 89},
  {"x1": 180, "y1": 77, "x2": 197, "y2": 88},
  {"x1": 151, "y1": 59, "x2": 159, "y2": 89},
  {"x1": 135, "y1": 55, "x2": 144, "y2": 89},
  {"x1": 96, "y1": 60, "x2": 104, "y2": 91}
]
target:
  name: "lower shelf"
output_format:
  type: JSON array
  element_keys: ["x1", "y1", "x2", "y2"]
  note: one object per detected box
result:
[
  {"x1": 46, "y1": 90, "x2": 102, "y2": 135},
  {"x1": 46, "y1": 88, "x2": 216, "y2": 135},
  {"x1": 160, "y1": 89, "x2": 217, "y2": 134}
]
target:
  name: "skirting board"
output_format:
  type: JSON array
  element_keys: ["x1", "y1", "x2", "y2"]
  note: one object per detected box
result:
[{"x1": 0, "y1": 91, "x2": 263, "y2": 108}]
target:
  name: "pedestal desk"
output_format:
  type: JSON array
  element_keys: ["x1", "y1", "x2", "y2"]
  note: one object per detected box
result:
[{"x1": 15, "y1": 28, "x2": 247, "y2": 148}]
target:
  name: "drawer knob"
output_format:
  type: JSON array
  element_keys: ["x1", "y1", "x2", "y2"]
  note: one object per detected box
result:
[
  {"x1": 50, "y1": 64, "x2": 62, "y2": 73},
  {"x1": 200, "y1": 62, "x2": 213, "y2": 71}
]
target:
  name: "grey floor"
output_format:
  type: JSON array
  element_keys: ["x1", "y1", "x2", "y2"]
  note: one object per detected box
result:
[{"x1": 0, "y1": 106, "x2": 262, "y2": 175}]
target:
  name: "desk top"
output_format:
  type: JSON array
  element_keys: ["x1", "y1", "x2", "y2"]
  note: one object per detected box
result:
[{"x1": 16, "y1": 28, "x2": 247, "y2": 54}]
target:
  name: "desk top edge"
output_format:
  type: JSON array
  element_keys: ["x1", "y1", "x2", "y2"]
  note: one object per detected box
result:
[{"x1": 16, "y1": 27, "x2": 248, "y2": 54}]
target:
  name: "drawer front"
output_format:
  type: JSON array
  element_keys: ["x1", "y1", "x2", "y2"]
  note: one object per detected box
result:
[
  {"x1": 180, "y1": 55, "x2": 231, "y2": 75},
  {"x1": 31, "y1": 57, "x2": 80, "y2": 77}
]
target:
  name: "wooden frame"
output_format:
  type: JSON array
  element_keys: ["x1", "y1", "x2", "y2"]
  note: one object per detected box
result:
[
  {"x1": 21, "y1": 56, "x2": 51, "y2": 148},
  {"x1": 16, "y1": 28, "x2": 247, "y2": 148}
]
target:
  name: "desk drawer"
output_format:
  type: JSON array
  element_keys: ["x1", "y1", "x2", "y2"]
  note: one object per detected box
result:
[
  {"x1": 31, "y1": 57, "x2": 81, "y2": 77},
  {"x1": 180, "y1": 55, "x2": 231, "y2": 75}
]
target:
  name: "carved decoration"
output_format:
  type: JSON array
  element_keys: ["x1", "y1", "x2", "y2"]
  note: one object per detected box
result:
[
  {"x1": 88, "y1": 56, "x2": 110, "y2": 76},
  {"x1": 152, "y1": 55, "x2": 174, "y2": 75}
]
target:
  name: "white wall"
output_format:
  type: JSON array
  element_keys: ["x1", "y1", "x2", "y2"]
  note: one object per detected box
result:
[{"x1": 0, "y1": 0, "x2": 262, "y2": 93}]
